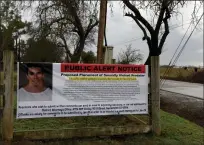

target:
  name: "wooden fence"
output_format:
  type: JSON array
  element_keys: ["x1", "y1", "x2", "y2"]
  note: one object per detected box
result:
[{"x1": 0, "y1": 50, "x2": 160, "y2": 144}]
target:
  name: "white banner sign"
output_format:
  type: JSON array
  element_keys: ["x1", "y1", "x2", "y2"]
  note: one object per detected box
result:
[{"x1": 17, "y1": 63, "x2": 149, "y2": 119}]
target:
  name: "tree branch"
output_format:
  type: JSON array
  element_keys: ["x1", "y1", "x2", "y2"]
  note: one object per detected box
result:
[
  {"x1": 38, "y1": 3, "x2": 56, "y2": 26},
  {"x1": 125, "y1": 13, "x2": 151, "y2": 49},
  {"x1": 73, "y1": 37, "x2": 81, "y2": 54},
  {"x1": 85, "y1": 19, "x2": 99, "y2": 38},
  {"x1": 158, "y1": 8, "x2": 171, "y2": 52},
  {"x1": 60, "y1": 34, "x2": 72, "y2": 57},
  {"x1": 72, "y1": 27, "x2": 79, "y2": 33},
  {"x1": 60, "y1": 0, "x2": 84, "y2": 36},
  {"x1": 122, "y1": 0, "x2": 154, "y2": 34},
  {"x1": 155, "y1": 1, "x2": 166, "y2": 35},
  {"x1": 47, "y1": 17, "x2": 66, "y2": 27},
  {"x1": 56, "y1": 5, "x2": 75, "y2": 25}
]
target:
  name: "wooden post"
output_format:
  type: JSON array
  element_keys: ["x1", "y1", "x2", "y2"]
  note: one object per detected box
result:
[
  {"x1": 0, "y1": 66, "x2": 3, "y2": 138},
  {"x1": 97, "y1": 0, "x2": 107, "y2": 64},
  {"x1": 2, "y1": 50, "x2": 14, "y2": 143},
  {"x1": 0, "y1": 69, "x2": 3, "y2": 107},
  {"x1": 151, "y1": 56, "x2": 161, "y2": 135}
]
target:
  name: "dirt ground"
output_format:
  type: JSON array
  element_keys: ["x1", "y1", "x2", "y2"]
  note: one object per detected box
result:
[{"x1": 160, "y1": 90, "x2": 204, "y2": 127}]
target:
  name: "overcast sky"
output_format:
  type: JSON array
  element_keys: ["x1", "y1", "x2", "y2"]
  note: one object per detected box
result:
[{"x1": 21, "y1": 1, "x2": 203, "y2": 67}]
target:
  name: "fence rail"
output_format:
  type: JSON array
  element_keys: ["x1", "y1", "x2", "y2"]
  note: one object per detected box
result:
[
  {"x1": 0, "y1": 50, "x2": 158, "y2": 144},
  {"x1": 13, "y1": 125, "x2": 151, "y2": 141}
]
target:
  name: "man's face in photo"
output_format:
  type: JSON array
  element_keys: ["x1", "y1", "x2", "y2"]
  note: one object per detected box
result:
[{"x1": 27, "y1": 67, "x2": 44, "y2": 87}]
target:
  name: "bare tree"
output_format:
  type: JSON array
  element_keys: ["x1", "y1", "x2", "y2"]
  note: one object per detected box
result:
[
  {"x1": 121, "y1": 0, "x2": 203, "y2": 65},
  {"x1": 117, "y1": 44, "x2": 143, "y2": 64},
  {"x1": 23, "y1": 0, "x2": 99, "y2": 62}
]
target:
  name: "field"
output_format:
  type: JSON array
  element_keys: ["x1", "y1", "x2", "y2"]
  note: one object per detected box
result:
[
  {"x1": 160, "y1": 67, "x2": 195, "y2": 78},
  {"x1": 160, "y1": 66, "x2": 204, "y2": 84}
]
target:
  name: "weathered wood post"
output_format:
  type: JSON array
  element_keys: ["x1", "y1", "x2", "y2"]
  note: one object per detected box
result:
[
  {"x1": 97, "y1": 0, "x2": 107, "y2": 64},
  {"x1": 0, "y1": 62, "x2": 4, "y2": 138},
  {"x1": 0, "y1": 63, "x2": 3, "y2": 108},
  {"x1": 151, "y1": 56, "x2": 161, "y2": 135},
  {"x1": 2, "y1": 50, "x2": 14, "y2": 144}
]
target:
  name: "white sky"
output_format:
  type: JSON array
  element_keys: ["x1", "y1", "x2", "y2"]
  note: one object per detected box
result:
[{"x1": 21, "y1": 1, "x2": 203, "y2": 67}]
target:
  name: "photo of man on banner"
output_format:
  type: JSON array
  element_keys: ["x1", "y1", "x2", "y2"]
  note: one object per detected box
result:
[{"x1": 18, "y1": 63, "x2": 52, "y2": 101}]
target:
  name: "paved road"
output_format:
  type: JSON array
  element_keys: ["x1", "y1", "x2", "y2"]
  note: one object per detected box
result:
[{"x1": 160, "y1": 80, "x2": 203, "y2": 100}]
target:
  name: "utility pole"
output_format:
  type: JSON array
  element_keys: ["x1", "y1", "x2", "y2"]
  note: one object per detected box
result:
[
  {"x1": 18, "y1": 38, "x2": 21, "y2": 62},
  {"x1": 97, "y1": 0, "x2": 107, "y2": 64}
]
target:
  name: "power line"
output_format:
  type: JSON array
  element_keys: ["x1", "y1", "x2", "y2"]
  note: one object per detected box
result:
[
  {"x1": 113, "y1": 17, "x2": 203, "y2": 46},
  {"x1": 160, "y1": 3, "x2": 203, "y2": 87},
  {"x1": 171, "y1": 13, "x2": 203, "y2": 69},
  {"x1": 160, "y1": 20, "x2": 194, "y2": 86},
  {"x1": 160, "y1": 12, "x2": 204, "y2": 88},
  {"x1": 113, "y1": 36, "x2": 143, "y2": 46}
]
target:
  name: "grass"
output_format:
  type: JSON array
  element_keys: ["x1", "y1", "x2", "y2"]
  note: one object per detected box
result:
[
  {"x1": 160, "y1": 67, "x2": 196, "y2": 78},
  {"x1": 14, "y1": 115, "x2": 149, "y2": 131},
  {"x1": 8, "y1": 110, "x2": 203, "y2": 145},
  {"x1": 160, "y1": 67, "x2": 204, "y2": 84}
]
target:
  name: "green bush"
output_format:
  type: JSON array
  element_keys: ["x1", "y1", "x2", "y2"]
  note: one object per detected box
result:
[
  {"x1": 160, "y1": 68, "x2": 204, "y2": 84},
  {"x1": 190, "y1": 70, "x2": 204, "y2": 84}
]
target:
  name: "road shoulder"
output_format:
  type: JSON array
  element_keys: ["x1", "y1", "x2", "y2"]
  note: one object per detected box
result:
[{"x1": 160, "y1": 90, "x2": 204, "y2": 127}]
